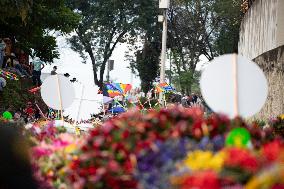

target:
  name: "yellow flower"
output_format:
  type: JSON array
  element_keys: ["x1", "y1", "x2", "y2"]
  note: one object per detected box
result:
[
  {"x1": 245, "y1": 174, "x2": 274, "y2": 189},
  {"x1": 64, "y1": 144, "x2": 76, "y2": 154},
  {"x1": 208, "y1": 151, "x2": 226, "y2": 171},
  {"x1": 280, "y1": 114, "x2": 284, "y2": 120},
  {"x1": 184, "y1": 150, "x2": 225, "y2": 172}
]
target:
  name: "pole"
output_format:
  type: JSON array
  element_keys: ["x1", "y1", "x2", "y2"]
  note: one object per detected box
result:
[
  {"x1": 169, "y1": 50, "x2": 172, "y2": 85},
  {"x1": 56, "y1": 75, "x2": 64, "y2": 124},
  {"x1": 232, "y1": 53, "x2": 239, "y2": 117},
  {"x1": 159, "y1": 9, "x2": 168, "y2": 106},
  {"x1": 76, "y1": 84, "x2": 85, "y2": 124}
]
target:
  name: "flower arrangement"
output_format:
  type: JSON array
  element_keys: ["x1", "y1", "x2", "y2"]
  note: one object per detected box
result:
[
  {"x1": 65, "y1": 107, "x2": 278, "y2": 189},
  {"x1": 269, "y1": 115, "x2": 284, "y2": 137},
  {"x1": 23, "y1": 107, "x2": 284, "y2": 189}
]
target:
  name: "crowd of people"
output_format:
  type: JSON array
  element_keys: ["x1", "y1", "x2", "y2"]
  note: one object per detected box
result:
[{"x1": 0, "y1": 37, "x2": 46, "y2": 94}]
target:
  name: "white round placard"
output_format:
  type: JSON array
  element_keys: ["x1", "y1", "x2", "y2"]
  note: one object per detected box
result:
[
  {"x1": 41, "y1": 75, "x2": 75, "y2": 110},
  {"x1": 200, "y1": 54, "x2": 268, "y2": 118}
]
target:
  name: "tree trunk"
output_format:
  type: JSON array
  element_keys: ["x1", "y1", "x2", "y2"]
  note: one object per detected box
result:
[{"x1": 87, "y1": 50, "x2": 102, "y2": 89}]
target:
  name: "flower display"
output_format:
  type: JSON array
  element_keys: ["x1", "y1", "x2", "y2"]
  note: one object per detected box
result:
[
  {"x1": 269, "y1": 115, "x2": 284, "y2": 137},
  {"x1": 21, "y1": 108, "x2": 284, "y2": 188}
]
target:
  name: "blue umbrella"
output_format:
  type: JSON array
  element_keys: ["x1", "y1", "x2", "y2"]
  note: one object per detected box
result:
[{"x1": 108, "y1": 107, "x2": 126, "y2": 114}]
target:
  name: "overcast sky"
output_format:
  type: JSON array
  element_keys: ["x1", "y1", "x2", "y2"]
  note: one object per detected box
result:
[
  {"x1": 42, "y1": 36, "x2": 208, "y2": 90},
  {"x1": 42, "y1": 36, "x2": 141, "y2": 88}
]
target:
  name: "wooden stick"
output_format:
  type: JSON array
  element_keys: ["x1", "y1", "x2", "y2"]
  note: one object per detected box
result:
[
  {"x1": 56, "y1": 75, "x2": 64, "y2": 123},
  {"x1": 232, "y1": 53, "x2": 239, "y2": 117},
  {"x1": 35, "y1": 103, "x2": 46, "y2": 120},
  {"x1": 76, "y1": 84, "x2": 85, "y2": 124}
]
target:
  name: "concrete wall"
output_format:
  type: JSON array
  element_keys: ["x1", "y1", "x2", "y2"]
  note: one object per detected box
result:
[
  {"x1": 253, "y1": 46, "x2": 284, "y2": 119},
  {"x1": 239, "y1": 0, "x2": 284, "y2": 60},
  {"x1": 239, "y1": 0, "x2": 284, "y2": 119},
  {"x1": 277, "y1": 0, "x2": 284, "y2": 47}
]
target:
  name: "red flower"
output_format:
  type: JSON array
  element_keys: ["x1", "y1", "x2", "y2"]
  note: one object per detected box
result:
[
  {"x1": 122, "y1": 130, "x2": 130, "y2": 139},
  {"x1": 123, "y1": 159, "x2": 133, "y2": 174},
  {"x1": 88, "y1": 166, "x2": 97, "y2": 175},
  {"x1": 272, "y1": 184, "x2": 284, "y2": 189},
  {"x1": 181, "y1": 171, "x2": 220, "y2": 189},
  {"x1": 225, "y1": 148, "x2": 259, "y2": 172},
  {"x1": 262, "y1": 140, "x2": 282, "y2": 162}
]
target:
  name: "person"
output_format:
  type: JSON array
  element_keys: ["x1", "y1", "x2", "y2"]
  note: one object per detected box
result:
[
  {"x1": 192, "y1": 93, "x2": 198, "y2": 104},
  {"x1": 0, "y1": 38, "x2": 6, "y2": 68},
  {"x1": 18, "y1": 50, "x2": 31, "y2": 75},
  {"x1": 31, "y1": 58, "x2": 45, "y2": 86},
  {"x1": 51, "y1": 66, "x2": 57, "y2": 75},
  {"x1": 70, "y1": 78, "x2": 76, "y2": 83},
  {"x1": 0, "y1": 122, "x2": 38, "y2": 189},
  {"x1": 24, "y1": 101, "x2": 35, "y2": 122},
  {"x1": 12, "y1": 57, "x2": 31, "y2": 77},
  {"x1": 64, "y1": 73, "x2": 70, "y2": 78},
  {"x1": 0, "y1": 77, "x2": 6, "y2": 94},
  {"x1": 2, "y1": 38, "x2": 12, "y2": 69},
  {"x1": 13, "y1": 110, "x2": 22, "y2": 121}
]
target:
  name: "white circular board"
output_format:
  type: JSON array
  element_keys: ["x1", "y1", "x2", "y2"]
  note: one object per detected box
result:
[
  {"x1": 63, "y1": 83, "x2": 103, "y2": 122},
  {"x1": 200, "y1": 54, "x2": 268, "y2": 118},
  {"x1": 41, "y1": 75, "x2": 75, "y2": 110}
]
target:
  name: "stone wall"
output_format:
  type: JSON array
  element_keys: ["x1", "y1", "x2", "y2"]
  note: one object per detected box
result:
[
  {"x1": 239, "y1": 0, "x2": 284, "y2": 60},
  {"x1": 253, "y1": 45, "x2": 284, "y2": 119}
]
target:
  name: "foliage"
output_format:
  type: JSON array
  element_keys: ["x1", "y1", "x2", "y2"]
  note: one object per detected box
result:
[
  {"x1": 126, "y1": 0, "x2": 161, "y2": 93},
  {"x1": 269, "y1": 115, "x2": 284, "y2": 137},
  {"x1": 213, "y1": 0, "x2": 244, "y2": 54},
  {"x1": 166, "y1": 0, "x2": 244, "y2": 94},
  {"x1": 1, "y1": 79, "x2": 32, "y2": 111},
  {"x1": 171, "y1": 69, "x2": 201, "y2": 94},
  {"x1": 0, "y1": 0, "x2": 32, "y2": 21},
  {"x1": 0, "y1": 0, "x2": 80, "y2": 62},
  {"x1": 0, "y1": 78, "x2": 45, "y2": 113},
  {"x1": 167, "y1": 0, "x2": 217, "y2": 94},
  {"x1": 134, "y1": 41, "x2": 160, "y2": 93}
]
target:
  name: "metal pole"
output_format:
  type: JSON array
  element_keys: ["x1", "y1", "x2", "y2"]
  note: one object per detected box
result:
[
  {"x1": 159, "y1": 9, "x2": 168, "y2": 106},
  {"x1": 169, "y1": 50, "x2": 172, "y2": 85}
]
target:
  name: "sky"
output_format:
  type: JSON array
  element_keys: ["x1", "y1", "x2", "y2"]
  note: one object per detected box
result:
[
  {"x1": 42, "y1": 36, "x2": 208, "y2": 90},
  {"x1": 42, "y1": 36, "x2": 141, "y2": 88}
]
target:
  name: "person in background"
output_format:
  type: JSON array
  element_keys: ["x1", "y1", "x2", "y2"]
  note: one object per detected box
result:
[
  {"x1": 0, "y1": 77, "x2": 6, "y2": 94},
  {"x1": 64, "y1": 73, "x2": 70, "y2": 78},
  {"x1": 12, "y1": 57, "x2": 31, "y2": 77},
  {"x1": 18, "y1": 50, "x2": 31, "y2": 75},
  {"x1": 70, "y1": 78, "x2": 76, "y2": 83},
  {"x1": 13, "y1": 110, "x2": 22, "y2": 121},
  {"x1": 2, "y1": 38, "x2": 12, "y2": 69},
  {"x1": 31, "y1": 58, "x2": 45, "y2": 86},
  {"x1": 0, "y1": 38, "x2": 6, "y2": 68},
  {"x1": 24, "y1": 101, "x2": 35, "y2": 122},
  {"x1": 0, "y1": 122, "x2": 38, "y2": 189},
  {"x1": 51, "y1": 66, "x2": 57, "y2": 75}
]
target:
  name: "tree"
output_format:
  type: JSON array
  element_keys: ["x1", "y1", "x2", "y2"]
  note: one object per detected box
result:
[
  {"x1": 0, "y1": 0, "x2": 32, "y2": 21},
  {"x1": 123, "y1": 0, "x2": 162, "y2": 93},
  {"x1": 167, "y1": 0, "x2": 218, "y2": 94},
  {"x1": 0, "y1": 0, "x2": 80, "y2": 62},
  {"x1": 214, "y1": 0, "x2": 244, "y2": 54},
  {"x1": 134, "y1": 40, "x2": 160, "y2": 93},
  {"x1": 167, "y1": 0, "x2": 244, "y2": 95},
  {"x1": 69, "y1": 0, "x2": 161, "y2": 89}
]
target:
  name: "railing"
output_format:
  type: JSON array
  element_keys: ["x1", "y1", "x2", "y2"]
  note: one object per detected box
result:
[{"x1": 241, "y1": 0, "x2": 256, "y2": 13}]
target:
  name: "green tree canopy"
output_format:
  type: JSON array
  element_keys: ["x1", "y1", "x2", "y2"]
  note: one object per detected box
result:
[{"x1": 0, "y1": 0, "x2": 80, "y2": 62}]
